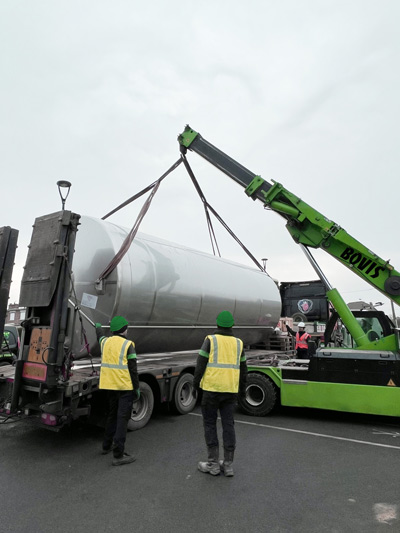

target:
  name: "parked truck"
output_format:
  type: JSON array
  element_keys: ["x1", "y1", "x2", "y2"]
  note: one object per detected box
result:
[
  {"x1": 0, "y1": 210, "x2": 281, "y2": 430},
  {"x1": 178, "y1": 126, "x2": 400, "y2": 418},
  {"x1": 279, "y1": 279, "x2": 330, "y2": 344}
]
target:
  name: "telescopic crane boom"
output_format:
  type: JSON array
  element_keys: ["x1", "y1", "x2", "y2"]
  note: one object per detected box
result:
[{"x1": 178, "y1": 126, "x2": 399, "y2": 352}]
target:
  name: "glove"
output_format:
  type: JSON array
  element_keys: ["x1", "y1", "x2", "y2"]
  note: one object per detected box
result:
[
  {"x1": 192, "y1": 387, "x2": 198, "y2": 399},
  {"x1": 134, "y1": 389, "x2": 141, "y2": 401},
  {"x1": 95, "y1": 322, "x2": 102, "y2": 328}
]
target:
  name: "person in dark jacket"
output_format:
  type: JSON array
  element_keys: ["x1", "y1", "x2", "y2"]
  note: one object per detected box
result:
[
  {"x1": 96, "y1": 316, "x2": 140, "y2": 466},
  {"x1": 193, "y1": 310, "x2": 247, "y2": 477}
]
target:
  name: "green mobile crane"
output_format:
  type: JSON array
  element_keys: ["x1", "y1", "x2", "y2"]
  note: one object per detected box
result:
[{"x1": 178, "y1": 126, "x2": 400, "y2": 417}]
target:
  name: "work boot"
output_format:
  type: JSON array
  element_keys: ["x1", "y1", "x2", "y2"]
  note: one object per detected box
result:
[
  {"x1": 219, "y1": 448, "x2": 234, "y2": 477},
  {"x1": 112, "y1": 452, "x2": 136, "y2": 466},
  {"x1": 198, "y1": 446, "x2": 220, "y2": 475}
]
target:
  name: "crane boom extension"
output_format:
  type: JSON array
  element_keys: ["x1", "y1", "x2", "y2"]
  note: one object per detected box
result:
[{"x1": 179, "y1": 126, "x2": 400, "y2": 308}]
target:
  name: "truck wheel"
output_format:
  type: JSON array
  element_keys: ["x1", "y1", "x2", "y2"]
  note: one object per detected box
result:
[
  {"x1": 238, "y1": 373, "x2": 277, "y2": 416},
  {"x1": 292, "y1": 312, "x2": 307, "y2": 323},
  {"x1": 173, "y1": 373, "x2": 197, "y2": 414},
  {"x1": 127, "y1": 381, "x2": 154, "y2": 431}
]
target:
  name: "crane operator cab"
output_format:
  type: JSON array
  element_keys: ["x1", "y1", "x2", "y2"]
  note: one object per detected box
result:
[
  {"x1": 305, "y1": 310, "x2": 400, "y2": 387},
  {"x1": 325, "y1": 310, "x2": 395, "y2": 349}
]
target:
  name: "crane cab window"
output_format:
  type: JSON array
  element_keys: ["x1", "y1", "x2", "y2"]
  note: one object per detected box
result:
[{"x1": 326, "y1": 311, "x2": 393, "y2": 348}]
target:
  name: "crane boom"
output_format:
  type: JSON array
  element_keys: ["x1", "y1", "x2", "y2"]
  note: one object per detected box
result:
[{"x1": 178, "y1": 125, "x2": 400, "y2": 308}]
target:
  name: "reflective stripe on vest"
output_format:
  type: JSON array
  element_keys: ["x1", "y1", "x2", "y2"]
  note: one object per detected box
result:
[
  {"x1": 295, "y1": 332, "x2": 309, "y2": 350},
  {"x1": 200, "y1": 334, "x2": 243, "y2": 393},
  {"x1": 99, "y1": 336, "x2": 134, "y2": 390}
]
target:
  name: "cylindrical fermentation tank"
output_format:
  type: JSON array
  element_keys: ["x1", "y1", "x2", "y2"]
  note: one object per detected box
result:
[{"x1": 70, "y1": 216, "x2": 282, "y2": 355}]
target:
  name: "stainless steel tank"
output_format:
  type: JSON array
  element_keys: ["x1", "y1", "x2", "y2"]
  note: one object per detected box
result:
[{"x1": 70, "y1": 216, "x2": 281, "y2": 355}]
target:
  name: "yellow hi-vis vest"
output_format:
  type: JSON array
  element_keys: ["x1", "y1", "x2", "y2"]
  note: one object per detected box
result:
[
  {"x1": 200, "y1": 334, "x2": 244, "y2": 393},
  {"x1": 99, "y1": 335, "x2": 135, "y2": 390}
]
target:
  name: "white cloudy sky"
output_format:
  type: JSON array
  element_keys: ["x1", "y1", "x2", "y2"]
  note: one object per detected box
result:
[{"x1": 1, "y1": 0, "x2": 399, "y2": 317}]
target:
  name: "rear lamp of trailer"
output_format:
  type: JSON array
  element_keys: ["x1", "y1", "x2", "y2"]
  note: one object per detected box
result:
[{"x1": 41, "y1": 413, "x2": 58, "y2": 426}]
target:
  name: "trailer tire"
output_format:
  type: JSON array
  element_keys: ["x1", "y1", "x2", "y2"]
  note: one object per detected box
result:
[
  {"x1": 238, "y1": 373, "x2": 277, "y2": 416},
  {"x1": 173, "y1": 373, "x2": 197, "y2": 414},
  {"x1": 127, "y1": 381, "x2": 154, "y2": 431}
]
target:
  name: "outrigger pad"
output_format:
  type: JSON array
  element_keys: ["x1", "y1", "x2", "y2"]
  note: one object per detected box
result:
[{"x1": 19, "y1": 211, "x2": 80, "y2": 308}]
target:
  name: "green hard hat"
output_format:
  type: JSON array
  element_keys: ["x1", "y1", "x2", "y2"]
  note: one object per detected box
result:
[
  {"x1": 110, "y1": 316, "x2": 129, "y2": 333},
  {"x1": 216, "y1": 311, "x2": 234, "y2": 328}
]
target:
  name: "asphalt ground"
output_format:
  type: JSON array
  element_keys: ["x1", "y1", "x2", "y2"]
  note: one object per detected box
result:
[{"x1": 1, "y1": 405, "x2": 400, "y2": 533}]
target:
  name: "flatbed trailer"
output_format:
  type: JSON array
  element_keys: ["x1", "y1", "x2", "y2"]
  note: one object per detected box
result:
[
  {"x1": 0, "y1": 349, "x2": 202, "y2": 430},
  {"x1": 0, "y1": 348, "x2": 297, "y2": 430}
]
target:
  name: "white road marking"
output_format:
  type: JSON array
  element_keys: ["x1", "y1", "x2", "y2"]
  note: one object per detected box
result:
[
  {"x1": 372, "y1": 430, "x2": 400, "y2": 438},
  {"x1": 373, "y1": 503, "x2": 398, "y2": 524},
  {"x1": 189, "y1": 413, "x2": 400, "y2": 450}
]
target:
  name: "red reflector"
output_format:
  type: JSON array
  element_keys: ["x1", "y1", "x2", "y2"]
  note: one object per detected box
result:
[
  {"x1": 22, "y1": 362, "x2": 47, "y2": 381},
  {"x1": 41, "y1": 413, "x2": 58, "y2": 426}
]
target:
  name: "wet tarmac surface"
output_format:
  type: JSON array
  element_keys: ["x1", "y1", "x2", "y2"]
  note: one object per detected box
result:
[{"x1": 1, "y1": 404, "x2": 400, "y2": 532}]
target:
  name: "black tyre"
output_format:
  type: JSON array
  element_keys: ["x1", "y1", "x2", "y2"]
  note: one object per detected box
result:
[
  {"x1": 127, "y1": 381, "x2": 154, "y2": 431},
  {"x1": 172, "y1": 373, "x2": 197, "y2": 414},
  {"x1": 238, "y1": 373, "x2": 278, "y2": 416},
  {"x1": 292, "y1": 312, "x2": 307, "y2": 323}
]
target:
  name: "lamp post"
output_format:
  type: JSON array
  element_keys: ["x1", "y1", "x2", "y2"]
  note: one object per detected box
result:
[
  {"x1": 261, "y1": 258, "x2": 268, "y2": 272},
  {"x1": 57, "y1": 180, "x2": 71, "y2": 210}
]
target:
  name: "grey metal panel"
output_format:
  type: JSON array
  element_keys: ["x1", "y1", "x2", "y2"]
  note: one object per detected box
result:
[
  {"x1": 70, "y1": 216, "x2": 282, "y2": 355},
  {"x1": 20, "y1": 211, "x2": 80, "y2": 307},
  {"x1": 0, "y1": 226, "x2": 18, "y2": 344}
]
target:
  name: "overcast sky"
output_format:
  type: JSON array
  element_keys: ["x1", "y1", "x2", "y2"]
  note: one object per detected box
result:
[{"x1": 1, "y1": 0, "x2": 399, "y2": 317}]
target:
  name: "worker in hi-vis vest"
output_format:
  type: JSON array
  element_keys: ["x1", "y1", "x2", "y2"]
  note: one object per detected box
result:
[
  {"x1": 193, "y1": 310, "x2": 247, "y2": 477},
  {"x1": 286, "y1": 321, "x2": 311, "y2": 359},
  {"x1": 96, "y1": 316, "x2": 140, "y2": 466}
]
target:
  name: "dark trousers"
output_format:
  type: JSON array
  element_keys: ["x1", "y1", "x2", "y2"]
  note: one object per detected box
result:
[
  {"x1": 296, "y1": 348, "x2": 309, "y2": 359},
  {"x1": 201, "y1": 391, "x2": 236, "y2": 452},
  {"x1": 103, "y1": 390, "x2": 134, "y2": 458}
]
